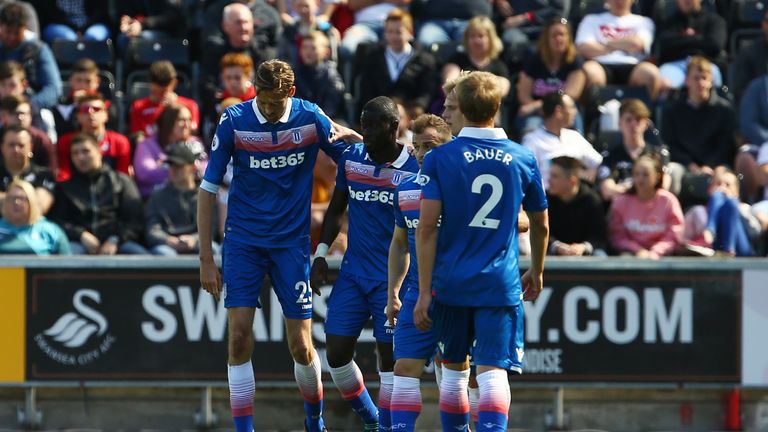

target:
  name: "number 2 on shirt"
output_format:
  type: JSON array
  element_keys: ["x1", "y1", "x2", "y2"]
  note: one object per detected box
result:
[{"x1": 468, "y1": 174, "x2": 502, "y2": 229}]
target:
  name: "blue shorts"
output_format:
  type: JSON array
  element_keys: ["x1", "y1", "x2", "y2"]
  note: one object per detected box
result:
[
  {"x1": 221, "y1": 238, "x2": 312, "y2": 320},
  {"x1": 325, "y1": 271, "x2": 392, "y2": 342},
  {"x1": 433, "y1": 302, "x2": 524, "y2": 373},
  {"x1": 394, "y1": 289, "x2": 438, "y2": 362}
]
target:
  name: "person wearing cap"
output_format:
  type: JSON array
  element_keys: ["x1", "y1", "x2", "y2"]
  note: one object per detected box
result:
[{"x1": 145, "y1": 143, "x2": 216, "y2": 256}]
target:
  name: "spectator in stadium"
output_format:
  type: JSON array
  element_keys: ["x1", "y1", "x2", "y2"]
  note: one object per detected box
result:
[
  {"x1": 495, "y1": 0, "x2": 565, "y2": 64},
  {"x1": 522, "y1": 92, "x2": 602, "y2": 187},
  {"x1": 57, "y1": 93, "x2": 131, "y2": 181},
  {"x1": 130, "y1": 60, "x2": 200, "y2": 142},
  {"x1": 36, "y1": 0, "x2": 110, "y2": 43},
  {"x1": 655, "y1": 0, "x2": 726, "y2": 89},
  {"x1": 293, "y1": 31, "x2": 345, "y2": 120},
  {"x1": 0, "y1": 4, "x2": 61, "y2": 109},
  {"x1": 117, "y1": 0, "x2": 185, "y2": 51},
  {"x1": 731, "y1": 8, "x2": 768, "y2": 102},
  {"x1": 53, "y1": 58, "x2": 100, "y2": 137},
  {"x1": 662, "y1": 56, "x2": 736, "y2": 195},
  {"x1": 134, "y1": 104, "x2": 206, "y2": 199},
  {"x1": 339, "y1": 0, "x2": 406, "y2": 60},
  {"x1": 0, "y1": 124, "x2": 53, "y2": 213},
  {"x1": 684, "y1": 167, "x2": 760, "y2": 256},
  {"x1": 356, "y1": 9, "x2": 438, "y2": 119},
  {"x1": 51, "y1": 133, "x2": 148, "y2": 255},
  {"x1": 0, "y1": 60, "x2": 56, "y2": 141},
  {"x1": 279, "y1": 0, "x2": 339, "y2": 66},
  {"x1": 516, "y1": 17, "x2": 585, "y2": 134},
  {"x1": 739, "y1": 74, "x2": 768, "y2": 149},
  {"x1": 608, "y1": 153, "x2": 684, "y2": 258},
  {"x1": 202, "y1": 0, "x2": 282, "y2": 51},
  {"x1": 575, "y1": 0, "x2": 662, "y2": 100},
  {"x1": 201, "y1": 3, "x2": 271, "y2": 128},
  {"x1": 145, "y1": 143, "x2": 215, "y2": 256},
  {"x1": 597, "y1": 98, "x2": 664, "y2": 202},
  {"x1": 0, "y1": 94, "x2": 56, "y2": 172},
  {"x1": 547, "y1": 156, "x2": 607, "y2": 256},
  {"x1": 443, "y1": 16, "x2": 511, "y2": 97},
  {"x1": 217, "y1": 53, "x2": 256, "y2": 113},
  {"x1": 0, "y1": 178, "x2": 69, "y2": 255},
  {"x1": 409, "y1": 0, "x2": 492, "y2": 45},
  {"x1": 0, "y1": 1, "x2": 39, "y2": 36}
]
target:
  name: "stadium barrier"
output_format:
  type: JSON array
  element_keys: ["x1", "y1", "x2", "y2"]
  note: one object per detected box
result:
[{"x1": 1, "y1": 257, "x2": 767, "y2": 427}]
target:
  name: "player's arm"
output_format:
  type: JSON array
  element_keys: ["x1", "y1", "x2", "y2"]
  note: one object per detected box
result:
[
  {"x1": 198, "y1": 188, "x2": 221, "y2": 299},
  {"x1": 414, "y1": 198, "x2": 441, "y2": 331},
  {"x1": 387, "y1": 226, "x2": 409, "y2": 326},
  {"x1": 523, "y1": 209, "x2": 549, "y2": 301},
  {"x1": 310, "y1": 186, "x2": 349, "y2": 294}
]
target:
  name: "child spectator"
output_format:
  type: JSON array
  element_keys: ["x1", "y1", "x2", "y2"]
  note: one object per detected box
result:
[
  {"x1": 57, "y1": 93, "x2": 131, "y2": 181},
  {"x1": 219, "y1": 52, "x2": 255, "y2": 106},
  {"x1": 608, "y1": 154, "x2": 684, "y2": 258},
  {"x1": 293, "y1": 31, "x2": 345, "y2": 120},
  {"x1": 684, "y1": 167, "x2": 761, "y2": 256},
  {"x1": 279, "y1": 0, "x2": 339, "y2": 65},
  {"x1": 130, "y1": 60, "x2": 199, "y2": 142},
  {"x1": 51, "y1": 133, "x2": 147, "y2": 255},
  {"x1": 53, "y1": 58, "x2": 101, "y2": 137},
  {"x1": 547, "y1": 156, "x2": 607, "y2": 256},
  {"x1": 134, "y1": 104, "x2": 206, "y2": 199},
  {"x1": 597, "y1": 98, "x2": 664, "y2": 202}
]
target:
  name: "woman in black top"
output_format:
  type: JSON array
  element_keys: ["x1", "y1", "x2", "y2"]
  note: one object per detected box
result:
[
  {"x1": 516, "y1": 17, "x2": 585, "y2": 132},
  {"x1": 443, "y1": 16, "x2": 511, "y2": 97}
]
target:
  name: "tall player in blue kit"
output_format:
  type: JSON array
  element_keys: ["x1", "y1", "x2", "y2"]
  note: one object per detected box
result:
[
  {"x1": 197, "y1": 60, "x2": 358, "y2": 432},
  {"x1": 414, "y1": 72, "x2": 550, "y2": 432},
  {"x1": 310, "y1": 96, "x2": 419, "y2": 431},
  {"x1": 386, "y1": 114, "x2": 452, "y2": 432}
]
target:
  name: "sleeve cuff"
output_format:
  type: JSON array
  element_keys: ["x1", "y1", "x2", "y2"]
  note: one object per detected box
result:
[{"x1": 200, "y1": 180, "x2": 220, "y2": 194}]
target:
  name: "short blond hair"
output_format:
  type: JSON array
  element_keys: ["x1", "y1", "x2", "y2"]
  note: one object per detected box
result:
[
  {"x1": 455, "y1": 72, "x2": 501, "y2": 123},
  {"x1": 686, "y1": 55, "x2": 712, "y2": 77},
  {"x1": 463, "y1": 16, "x2": 503, "y2": 60},
  {"x1": 254, "y1": 59, "x2": 295, "y2": 97},
  {"x1": 442, "y1": 70, "x2": 471, "y2": 95},
  {"x1": 6, "y1": 179, "x2": 40, "y2": 224}
]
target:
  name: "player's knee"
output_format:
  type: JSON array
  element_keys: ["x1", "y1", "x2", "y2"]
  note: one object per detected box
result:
[
  {"x1": 228, "y1": 326, "x2": 253, "y2": 358},
  {"x1": 325, "y1": 349, "x2": 352, "y2": 368},
  {"x1": 394, "y1": 360, "x2": 423, "y2": 378},
  {"x1": 288, "y1": 340, "x2": 313, "y2": 364}
]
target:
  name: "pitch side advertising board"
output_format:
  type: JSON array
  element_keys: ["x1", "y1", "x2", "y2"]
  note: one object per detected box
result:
[{"x1": 24, "y1": 267, "x2": 740, "y2": 383}]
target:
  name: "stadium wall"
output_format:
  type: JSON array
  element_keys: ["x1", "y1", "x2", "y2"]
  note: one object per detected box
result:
[{"x1": 0, "y1": 257, "x2": 766, "y2": 388}]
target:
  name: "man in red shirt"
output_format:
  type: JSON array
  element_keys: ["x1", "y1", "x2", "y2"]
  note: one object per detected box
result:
[
  {"x1": 57, "y1": 93, "x2": 131, "y2": 181},
  {"x1": 130, "y1": 60, "x2": 200, "y2": 142}
]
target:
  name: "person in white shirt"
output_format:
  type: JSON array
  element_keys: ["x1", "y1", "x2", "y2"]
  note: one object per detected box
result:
[
  {"x1": 575, "y1": 0, "x2": 662, "y2": 100},
  {"x1": 522, "y1": 92, "x2": 602, "y2": 187}
]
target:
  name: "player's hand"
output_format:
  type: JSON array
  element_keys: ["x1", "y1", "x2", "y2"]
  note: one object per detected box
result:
[
  {"x1": 386, "y1": 297, "x2": 402, "y2": 327},
  {"x1": 330, "y1": 122, "x2": 363, "y2": 143},
  {"x1": 413, "y1": 294, "x2": 432, "y2": 331},
  {"x1": 521, "y1": 268, "x2": 543, "y2": 301},
  {"x1": 310, "y1": 257, "x2": 328, "y2": 296},
  {"x1": 200, "y1": 256, "x2": 222, "y2": 301}
]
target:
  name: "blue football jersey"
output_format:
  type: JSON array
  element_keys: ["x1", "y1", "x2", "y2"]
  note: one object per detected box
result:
[
  {"x1": 420, "y1": 127, "x2": 548, "y2": 307},
  {"x1": 393, "y1": 175, "x2": 422, "y2": 301},
  {"x1": 336, "y1": 143, "x2": 419, "y2": 282},
  {"x1": 201, "y1": 97, "x2": 346, "y2": 248}
]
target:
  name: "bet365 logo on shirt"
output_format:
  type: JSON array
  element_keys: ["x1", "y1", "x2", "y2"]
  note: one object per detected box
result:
[{"x1": 249, "y1": 152, "x2": 306, "y2": 169}]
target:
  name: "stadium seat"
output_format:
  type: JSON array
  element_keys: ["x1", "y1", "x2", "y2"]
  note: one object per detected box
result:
[
  {"x1": 730, "y1": 28, "x2": 763, "y2": 55},
  {"x1": 126, "y1": 38, "x2": 191, "y2": 69},
  {"x1": 728, "y1": 0, "x2": 765, "y2": 30},
  {"x1": 51, "y1": 39, "x2": 115, "y2": 70},
  {"x1": 429, "y1": 41, "x2": 463, "y2": 66},
  {"x1": 592, "y1": 85, "x2": 652, "y2": 110}
]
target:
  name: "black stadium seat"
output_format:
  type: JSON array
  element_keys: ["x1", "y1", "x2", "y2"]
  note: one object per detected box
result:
[
  {"x1": 51, "y1": 39, "x2": 115, "y2": 70},
  {"x1": 126, "y1": 38, "x2": 191, "y2": 70}
]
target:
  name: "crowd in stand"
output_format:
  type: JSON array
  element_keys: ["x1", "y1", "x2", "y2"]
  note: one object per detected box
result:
[{"x1": 0, "y1": 0, "x2": 767, "y2": 257}]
